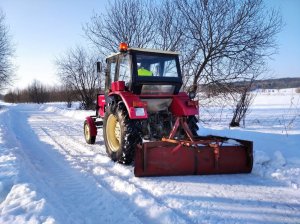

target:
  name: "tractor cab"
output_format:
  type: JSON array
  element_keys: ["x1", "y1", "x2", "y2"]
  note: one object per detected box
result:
[{"x1": 105, "y1": 43, "x2": 182, "y2": 96}]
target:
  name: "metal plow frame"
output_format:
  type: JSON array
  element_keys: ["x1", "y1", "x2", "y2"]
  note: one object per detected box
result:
[{"x1": 134, "y1": 117, "x2": 253, "y2": 177}]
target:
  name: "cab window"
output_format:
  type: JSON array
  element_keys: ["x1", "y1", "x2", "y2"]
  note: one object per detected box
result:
[
  {"x1": 136, "y1": 54, "x2": 179, "y2": 78},
  {"x1": 119, "y1": 54, "x2": 131, "y2": 83},
  {"x1": 110, "y1": 61, "x2": 116, "y2": 82}
]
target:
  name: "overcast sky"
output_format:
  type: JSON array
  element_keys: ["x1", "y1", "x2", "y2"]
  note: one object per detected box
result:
[{"x1": 1, "y1": 0, "x2": 300, "y2": 90}]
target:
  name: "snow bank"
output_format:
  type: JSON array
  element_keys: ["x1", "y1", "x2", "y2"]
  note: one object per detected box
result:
[
  {"x1": 254, "y1": 150, "x2": 300, "y2": 189},
  {"x1": 252, "y1": 88, "x2": 300, "y2": 108},
  {"x1": 0, "y1": 109, "x2": 18, "y2": 206},
  {"x1": 200, "y1": 125, "x2": 300, "y2": 189},
  {"x1": 200, "y1": 88, "x2": 300, "y2": 189},
  {"x1": 1, "y1": 184, "x2": 55, "y2": 224},
  {"x1": 0, "y1": 106, "x2": 56, "y2": 223},
  {"x1": 39, "y1": 103, "x2": 93, "y2": 121}
]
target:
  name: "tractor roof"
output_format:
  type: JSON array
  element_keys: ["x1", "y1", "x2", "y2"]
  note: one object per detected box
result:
[
  {"x1": 129, "y1": 47, "x2": 179, "y2": 55},
  {"x1": 106, "y1": 47, "x2": 179, "y2": 60}
]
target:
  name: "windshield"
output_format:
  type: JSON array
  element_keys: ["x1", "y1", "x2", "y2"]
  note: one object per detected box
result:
[{"x1": 135, "y1": 53, "x2": 179, "y2": 78}]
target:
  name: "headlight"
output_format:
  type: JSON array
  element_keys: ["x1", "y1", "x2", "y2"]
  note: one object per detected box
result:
[{"x1": 134, "y1": 108, "x2": 145, "y2": 116}]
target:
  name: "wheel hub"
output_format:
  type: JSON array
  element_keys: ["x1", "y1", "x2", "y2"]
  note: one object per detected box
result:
[
  {"x1": 84, "y1": 123, "x2": 90, "y2": 140},
  {"x1": 106, "y1": 114, "x2": 121, "y2": 152}
]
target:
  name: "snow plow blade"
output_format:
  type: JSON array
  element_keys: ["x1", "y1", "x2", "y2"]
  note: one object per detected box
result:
[{"x1": 134, "y1": 136, "x2": 253, "y2": 177}]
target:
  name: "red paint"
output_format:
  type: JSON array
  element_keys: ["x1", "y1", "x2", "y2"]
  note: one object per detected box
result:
[
  {"x1": 134, "y1": 140, "x2": 253, "y2": 177},
  {"x1": 170, "y1": 92, "x2": 198, "y2": 116},
  {"x1": 134, "y1": 116, "x2": 253, "y2": 177},
  {"x1": 97, "y1": 94, "x2": 106, "y2": 117},
  {"x1": 85, "y1": 116, "x2": 97, "y2": 137},
  {"x1": 111, "y1": 81, "x2": 125, "y2": 92},
  {"x1": 108, "y1": 91, "x2": 148, "y2": 119}
]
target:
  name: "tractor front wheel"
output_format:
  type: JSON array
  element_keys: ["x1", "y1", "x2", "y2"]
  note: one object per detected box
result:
[
  {"x1": 103, "y1": 103, "x2": 142, "y2": 164},
  {"x1": 84, "y1": 120, "x2": 96, "y2": 144}
]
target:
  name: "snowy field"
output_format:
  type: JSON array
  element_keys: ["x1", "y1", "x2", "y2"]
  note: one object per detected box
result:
[{"x1": 0, "y1": 88, "x2": 299, "y2": 223}]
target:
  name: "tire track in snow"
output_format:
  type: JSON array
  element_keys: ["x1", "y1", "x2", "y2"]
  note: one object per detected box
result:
[
  {"x1": 35, "y1": 112, "x2": 196, "y2": 224},
  {"x1": 5, "y1": 106, "x2": 142, "y2": 224},
  {"x1": 35, "y1": 107, "x2": 300, "y2": 224},
  {"x1": 19, "y1": 105, "x2": 300, "y2": 224}
]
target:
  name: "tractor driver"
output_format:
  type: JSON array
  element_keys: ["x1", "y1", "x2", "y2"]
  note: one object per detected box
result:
[{"x1": 137, "y1": 63, "x2": 153, "y2": 76}]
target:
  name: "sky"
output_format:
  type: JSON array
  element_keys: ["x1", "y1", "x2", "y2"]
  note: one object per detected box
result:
[
  {"x1": 1, "y1": 0, "x2": 109, "y2": 90},
  {"x1": 0, "y1": 0, "x2": 300, "y2": 91},
  {"x1": 267, "y1": 0, "x2": 300, "y2": 79}
]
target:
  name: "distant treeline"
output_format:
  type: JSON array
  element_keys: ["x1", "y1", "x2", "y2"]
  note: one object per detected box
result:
[
  {"x1": 2, "y1": 77, "x2": 299, "y2": 106},
  {"x1": 200, "y1": 77, "x2": 300, "y2": 93},
  {"x1": 3, "y1": 79, "x2": 99, "y2": 109},
  {"x1": 234, "y1": 77, "x2": 300, "y2": 90},
  {"x1": 251, "y1": 77, "x2": 300, "y2": 89},
  {"x1": 3, "y1": 80, "x2": 80, "y2": 107}
]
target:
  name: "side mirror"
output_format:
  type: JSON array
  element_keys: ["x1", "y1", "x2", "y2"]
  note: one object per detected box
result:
[{"x1": 96, "y1": 62, "x2": 102, "y2": 73}]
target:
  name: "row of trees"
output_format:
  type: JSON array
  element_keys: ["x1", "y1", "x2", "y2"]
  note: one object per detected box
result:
[{"x1": 3, "y1": 80, "x2": 77, "y2": 106}]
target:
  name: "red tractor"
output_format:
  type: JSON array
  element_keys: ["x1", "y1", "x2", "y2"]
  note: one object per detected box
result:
[{"x1": 84, "y1": 43, "x2": 253, "y2": 177}]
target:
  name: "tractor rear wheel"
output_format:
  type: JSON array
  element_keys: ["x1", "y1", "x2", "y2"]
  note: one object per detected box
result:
[
  {"x1": 84, "y1": 121, "x2": 96, "y2": 144},
  {"x1": 103, "y1": 103, "x2": 142, "y2": 164}
]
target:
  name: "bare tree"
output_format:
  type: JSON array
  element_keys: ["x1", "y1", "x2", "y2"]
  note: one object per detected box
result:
[
  {"x1": 60, "y1": 84, "x2": 74, "y2": 108},
  {"x1": 84, "y1": 0, "x2": 281, "y2": 96},
  {"x1": 27, "y1": 79, "x2": 49, "y2": 104},
  {"x1": 230, "y1": 77, "x2": 256, "y2": 127},
  {"x1": 0, "y1": 10, "x2": 14, "y2": 90},
  {"x1": 84, "y1": 0, "x2": 189, "y2": 93},
  {"x1": 56, "y1": 46, "x2": 100, "y2": 110},
  {"x1": 84, "y1": 0, "x2": 156, "y2": 55},
  {"x1": 3, "y1": 90, "x2": 15, "y2": 103},
  {"x1": 176, "y1": 0, "x2": 282, "y2": 92},
  {"x1": 154, "y1": 0, "x2": 185, "y2": 51}
]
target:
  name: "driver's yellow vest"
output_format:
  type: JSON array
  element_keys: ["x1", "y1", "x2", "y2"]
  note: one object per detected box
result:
[{"x1": 138, "y1": 68, "x2": 152, "y2": 76}]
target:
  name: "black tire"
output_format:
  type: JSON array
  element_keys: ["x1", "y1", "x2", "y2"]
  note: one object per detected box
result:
[
  {"x1": 187, "y1": 115, "x2": 199, "y2": 136},
  {"x1": 103, "y1": 103, "x2": 142, "y2": 165},
  {"x1": 84, "y1": 120, "x2": 96, "y2": 144}
]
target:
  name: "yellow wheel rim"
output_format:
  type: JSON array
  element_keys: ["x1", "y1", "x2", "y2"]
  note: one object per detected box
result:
[
  {"x1": 106, "y1": 114, "x2": 121, "y2": 152},
  {"x1": 84, "y1": 123, "x2": 90, "y2": 140}
]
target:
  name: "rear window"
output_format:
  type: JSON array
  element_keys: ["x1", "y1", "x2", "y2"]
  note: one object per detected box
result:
[{"x1": 136, "y1": 54, "x2": 179, "y2": 78}]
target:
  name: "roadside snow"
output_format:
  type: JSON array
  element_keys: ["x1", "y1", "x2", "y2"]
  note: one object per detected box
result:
[{"x1": 200, "y1": 88, "x2": 300, "y2": 190}]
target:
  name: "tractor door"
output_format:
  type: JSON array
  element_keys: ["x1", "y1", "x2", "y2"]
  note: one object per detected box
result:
[
  {"x1": 96, "y1": 56, "x2": 118, "y2": 117},
  {"x1": 105, "y1": 55, "x2": 118, "y2": 95},
  {"x1": 118, "y1": 54, "x2": 131, "y2": 87},
  {"x1": 105, "y1": 53, "x2": 132, "y2": 93}
]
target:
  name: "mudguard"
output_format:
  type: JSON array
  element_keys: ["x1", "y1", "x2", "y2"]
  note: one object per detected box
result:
[
  {"x1": 85, "y1": 116, "x2": 97, "y2": 137},
  {"x1": 97, "y1": 94, "x2": 106, "y2": 118},
  {"x1": 170, "y1": 92, "x2": 198, "y2": 116},
  {"x1": 108, "y1": 91, "x2": 148, "y2": 119}
]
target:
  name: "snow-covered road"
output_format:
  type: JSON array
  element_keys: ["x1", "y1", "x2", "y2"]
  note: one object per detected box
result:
[{"x1": 1, "y1": 103, "x2": 300, "y2": 223}]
